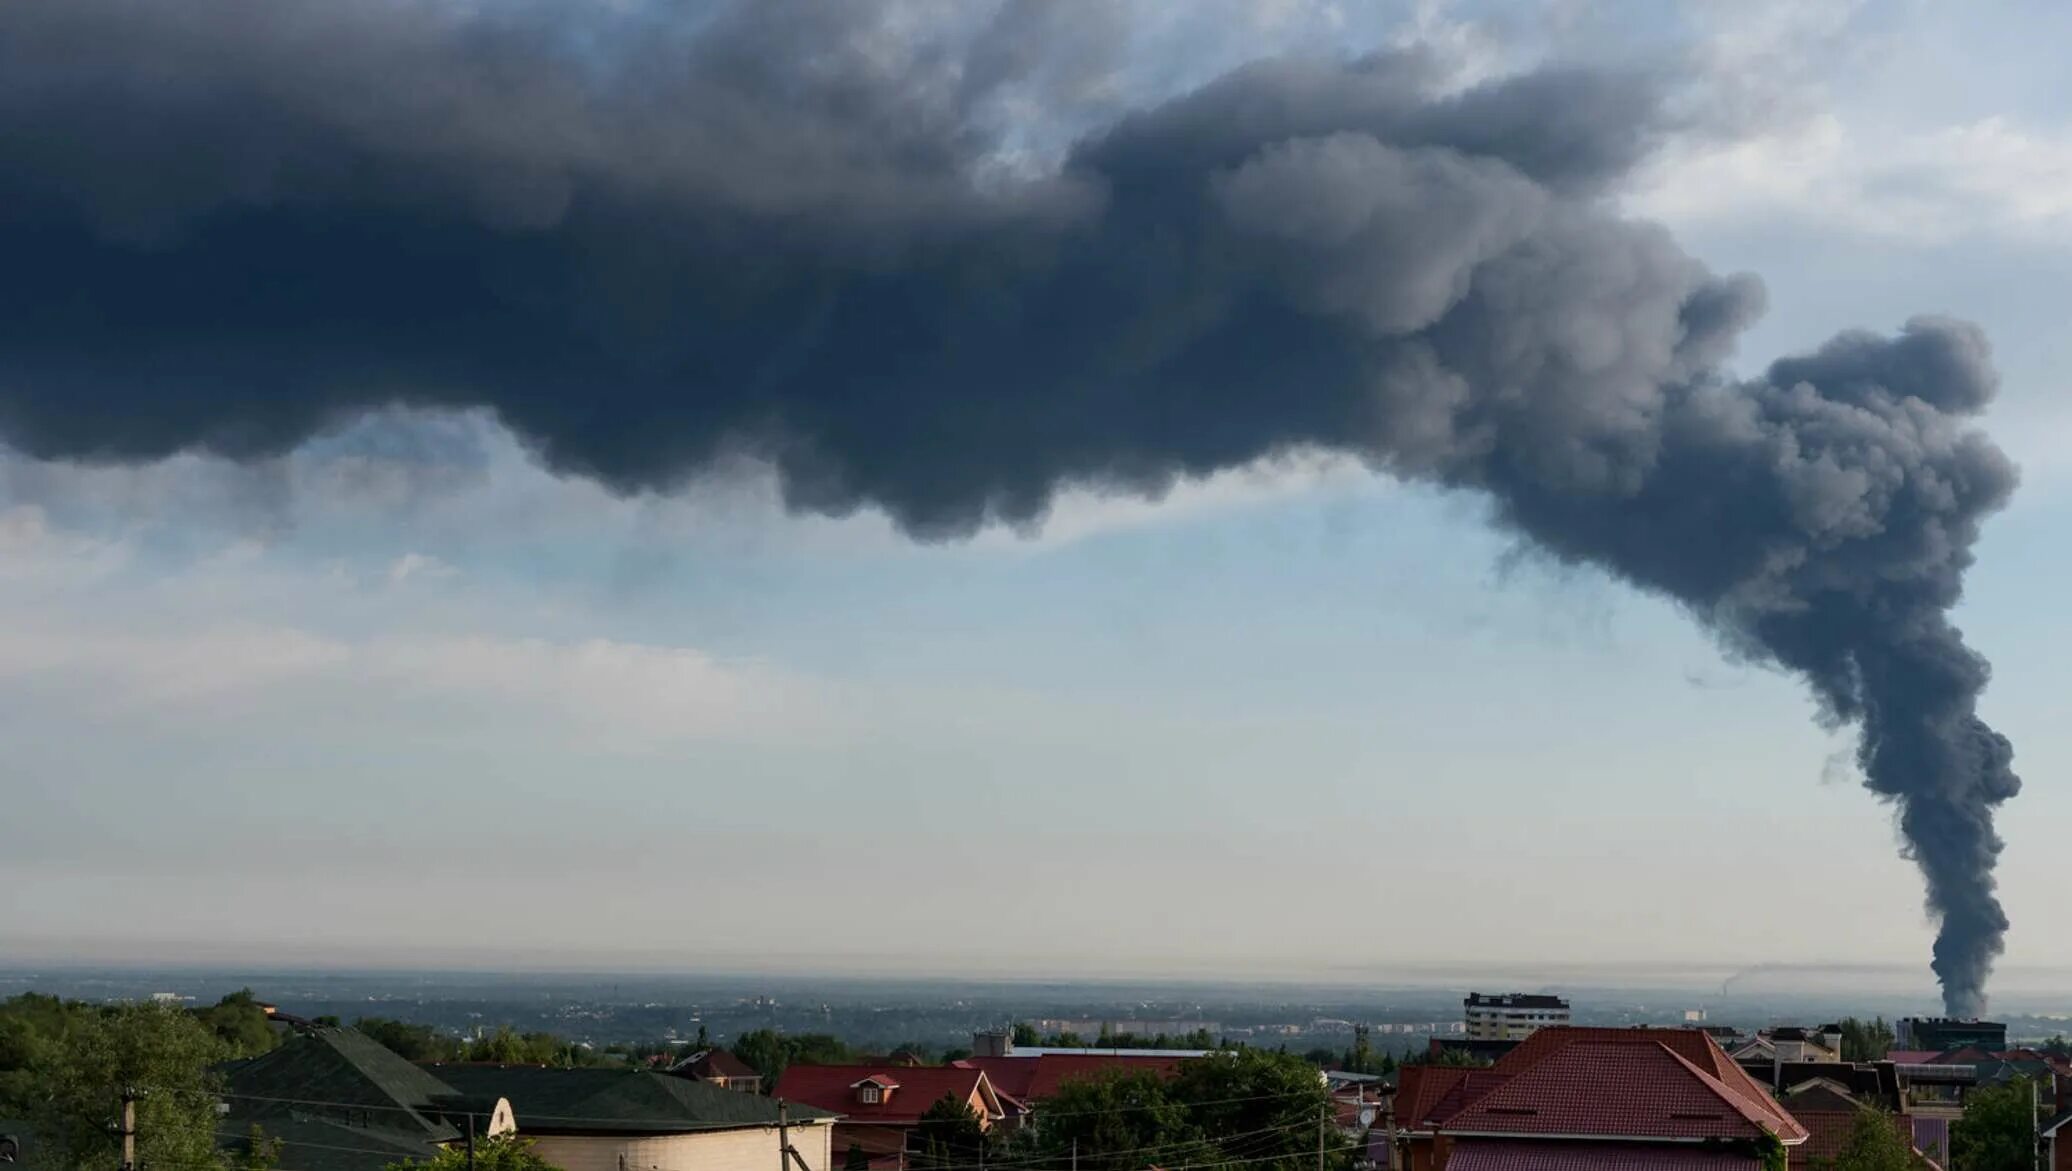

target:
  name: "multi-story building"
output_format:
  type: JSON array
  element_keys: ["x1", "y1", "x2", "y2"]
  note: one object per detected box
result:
[
  {"x1": 1896, "y1": 1017, "x2": 2007, "y2": 1052},
  {"x1": 1462, "y1": 992, "x2": 1570, "y2": 1041}
]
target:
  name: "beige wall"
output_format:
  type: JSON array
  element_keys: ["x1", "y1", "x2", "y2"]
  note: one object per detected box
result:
[{"x1": 529, "y1": 1123, "x2": 832, "y2": 1171}]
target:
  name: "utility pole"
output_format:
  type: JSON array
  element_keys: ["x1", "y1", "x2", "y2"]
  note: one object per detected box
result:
[
  {"x1": 465, "y1": 1112, "x2": 476, "y2": 1171},
  {"x1": 776, "y1": 1101, "x2": 812, "y2": 1171},
  {"x1": 116, "y1": 1086, "x2": 140, "y2": 1171},
  {"x1": 1317, "y1": 1102, "x2": 1327, "y2": 1171},
  {"x1": 1070, "y1": 1137, "x2": 1077, "y2": 1171}
]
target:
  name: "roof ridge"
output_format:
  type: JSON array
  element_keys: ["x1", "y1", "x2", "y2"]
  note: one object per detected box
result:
[{"x1": 1649, "y1": 1041, "x2": 1803, "y2": 1142}]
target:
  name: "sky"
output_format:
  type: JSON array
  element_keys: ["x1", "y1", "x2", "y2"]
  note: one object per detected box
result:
[{"x1": 4, "y1": 0, "x2": 2072, "y2": 999}]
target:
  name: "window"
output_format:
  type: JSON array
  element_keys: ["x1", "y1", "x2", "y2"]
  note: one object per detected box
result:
[{"x1": 859, "y1": 1085, "x2": 881, "y2": 1104}]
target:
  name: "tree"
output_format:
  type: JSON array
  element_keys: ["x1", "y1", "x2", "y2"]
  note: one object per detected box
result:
[
  {"x1": 729, "y1": 1029, "x2": 853, "y2": 1083},
  {"x1": 461, "y1": 1026, "x2": 593, "y2": 1068},
  {"x1": 1170, "y1": 1048, "x2": 1343, "y2": 1171},
  {"x1": 1815, "y1": 1109, "x2": 1920, "y2": 1171},
  {"x1": 1836, "y1": 1018, "x2": 1896, "y2": 1064},
  {"x1": 1010, "y1": 1069, "x2": 1213, "y2": 1171},
  {"x1": 1010, "y1": 1022, "x2": 1039, "y2": 1048},
  {"x1": 196, "y1": 990, "x2": 277, "y2": 1058},
  {"x1": 386, "y1": 1135, "x2": 562, "y2": 1171},
  {"x1": 1949, "y1": 1076, "x2": 2039, "y2": 1171},
  {"x1": 912, "y1": 1094, "x2": 989, "y2": 1170},
  {"x1": 31, "y1": 1002, "x2": 226, "y2": 1171},
  {"x1": 357, "y1": 1018, "x2": 462, "y2": 1063},
  {"x1": 227, "y1": 1124, "x2": 286, "y2": 1171}
]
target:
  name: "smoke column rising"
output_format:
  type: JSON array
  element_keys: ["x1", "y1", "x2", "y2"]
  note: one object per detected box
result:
[{"x1": 0, "y1": 0, "x2": 2021, "y2": 1011}]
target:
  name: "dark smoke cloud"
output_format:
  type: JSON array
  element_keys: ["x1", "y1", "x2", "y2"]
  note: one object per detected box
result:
[{"x1": 0, "y1": 0, "x2": 2019, "y2": 1010}]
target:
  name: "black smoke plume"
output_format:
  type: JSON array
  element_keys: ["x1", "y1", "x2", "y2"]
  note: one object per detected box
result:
[{"x1": 0, "y1": 0, "x2": 2020, "y2": 1011}]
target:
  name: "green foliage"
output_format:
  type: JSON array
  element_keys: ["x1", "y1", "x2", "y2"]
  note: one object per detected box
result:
[
  {"x1": 460, "y1": 1026, "x2": 596, "y2": 1067},
  {"x1": 1814, "y1": 1109, "x2": 1919, "y2": 1171},
  {"x1": 30, "y1": 1002, "x2": 227, "y2": 1171},
  {"x1": 728, "y1": 1030, "x2": 853, "y2": 1082},
  {"x1": 1009, "y1": 1048, "x2": 1343, "y2": 1171},
  {"x1": 196, "y1": 990, "x2": 277, "y2": 1058},
  {"x1": 2040, "y1": 1035, "x2": 2072, "y2": 1060},
  {"x1": 1950, "y1": 1076, "x2": 2039, "y2": 1171},
  {"x1": 1005, "y1": 1069, "x2": 1213, "y2": 1171},
  {"x1": 1835, "y1": 1018, "x2": 1896, "y2": 1064},
  {"x1": 386, "y1": 1134, "x2": 562, "y2": 1171},
  {"x1": 1753, "y1": 1131, "x2": 1787, "y2": 1171},
  {"x1": 912, "y1": 1094, "x2": 990, "y2": 1170},
  {"x1": 1173, "y1": 1048, "x2": 1339, "y2": 1171},
  {"x1": 1010, "y1": 1022, "x2": 1039, "y2": 1048},
  {"x1": 356, "y1": 1018, "x2": 463, "y2": 1062},
  {"x1": 844, "y1": 1143, "x2": 872, "y2": 1171},
  {"x1": 229, "y1": 1124, "x2": 285, "y2": 1171}
]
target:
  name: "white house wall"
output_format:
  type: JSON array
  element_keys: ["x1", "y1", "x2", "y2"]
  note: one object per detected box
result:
[{"x1": 528, "y1": 1124, "x2": 832, "y2": 1171}]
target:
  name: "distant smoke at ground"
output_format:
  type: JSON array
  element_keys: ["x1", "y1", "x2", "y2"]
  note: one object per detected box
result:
[{"x1": 0, "y1": 0, "x2": 2020, "y2": 1012}]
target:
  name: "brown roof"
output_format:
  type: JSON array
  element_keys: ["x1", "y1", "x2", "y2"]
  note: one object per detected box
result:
[
  {"x1": 1492, "y1": 1027, "x2": 1805, "y2": 1142},
  {"x1": 1445, "y1": 1041, "x2": 1786, "y2": 1142},
  {"x1": 772, "y1": 1064, "x2": 1001, "y2": 1126},
  {"x1": 1445, "y1": 1141, "x2": 1764, "y2": 1170}
]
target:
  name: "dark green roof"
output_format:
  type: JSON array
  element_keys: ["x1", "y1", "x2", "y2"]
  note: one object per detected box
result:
[
  {"x1": 220, "y1": 1028, "x2": 467, "y2": 1171},
  {"x1": 222, "y1": 1117, "x2": 445, "y2": 1171},
  {"x1": 422, "y1": 1066, "x2": 833, "y2": 1134}
]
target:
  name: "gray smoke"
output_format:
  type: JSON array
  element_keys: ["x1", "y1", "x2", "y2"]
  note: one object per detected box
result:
[{"x1": 0, "y1": 0, "x2": 2019, "y2": 1011}]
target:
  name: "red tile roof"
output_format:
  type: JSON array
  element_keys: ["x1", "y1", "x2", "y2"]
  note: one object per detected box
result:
[
  {"x1": 1488, "y1": 1028, "x2": 1805, "y2": 1142},
  {"x1": 1446, "y1": 1041, "x2": 1785, "y2": 1141},
  {"x1": 1787, "y1": 1104, "x2": 1927, "y2": 1170},
  {"x1": 772, "y1": 1065, "x2": 999, "y2": 1124},
  {"x1": 1445, "y1": 1140, "x2": 1764, "y2": 1169},
  {"x1": 1392, "y1": 1067, "x2": 1505, "y2": 1130},
  {"x1": 961, "y1": 1054, "x2": 1186, "y2": 1102}
]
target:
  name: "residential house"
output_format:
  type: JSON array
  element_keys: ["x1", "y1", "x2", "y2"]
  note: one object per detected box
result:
[
  {"x1": 667, "y1": 1049, "x2": 763, "y2": 1094},
  {"x1": 772, "y1": 1064, "x2": 1005, "y2": 1171},
  {"x1": 427, "y1": 1063, "x2": 834, "y2": 1171},
  {"x1": 217, "y1": 1028, "x2": 832, "y2": 1171},
  {"x1": 1778, "y1": 1079, "x2": 1938, "y2": 1169},
  {"x1": 1389, "y1": 1026, "x2": 1808, "y2": 1171},
  {"x1": 219, "y1": 1028, "x2": 516, "y2": 1171}
]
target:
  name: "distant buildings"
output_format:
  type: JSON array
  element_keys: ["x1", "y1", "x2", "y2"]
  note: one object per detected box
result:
[
  {"x1": 666, "y1": 1047, "x2": 762, "y2": 1093},
  {"x1": 1897, "y1": 1017, "x2": 2007, "y2": 1052},
  {"x1": 1461, "y1": 993, "x2": 1569, "y2": 1042}
]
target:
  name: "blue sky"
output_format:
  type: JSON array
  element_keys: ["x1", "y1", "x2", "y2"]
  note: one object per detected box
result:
[{"x1": 5, "y1": 0, "x2": 2071, "y2": 996}]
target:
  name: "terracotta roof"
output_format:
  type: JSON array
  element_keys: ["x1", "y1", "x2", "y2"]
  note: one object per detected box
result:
[
  {"x1": 1391, "y1": 1067, "x2": 1506, "y2": 1130},
  {"x1": 1491, "y1": 1027, "x2": 1804, "y2": 1142},
  {"x1": 1445, "y1": 1140, "x2": 1764, "y2": 1169},
  {"x1": 773, "y1": 1065, "x2": 999, "y2": 1125},
  {"x1": 1783, "y1": 1098, "x2": 1927, "y2": 1169},
  {"x1": 1446, "y1": 1041, "x2": 1784, "y2": 1142}
]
